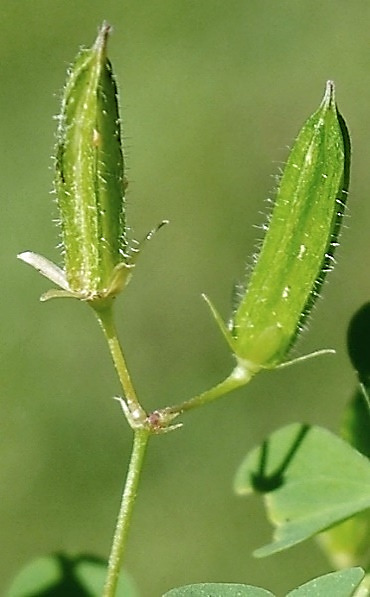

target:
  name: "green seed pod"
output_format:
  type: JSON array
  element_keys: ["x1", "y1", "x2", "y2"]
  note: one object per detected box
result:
[
  {"x1": 207, "y1": 81, "x2": 350, "y2": 374},
  {"x1": 18, "y1": 24, "x2": 165, "y2": 304},
  {"x1": 55, "y1": 22, "x2": 127, "y2": 299}
]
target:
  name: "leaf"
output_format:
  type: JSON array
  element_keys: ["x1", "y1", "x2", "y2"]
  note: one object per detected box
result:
[
  {"x1": 318, "y1": 390, "x2": 370, "y2": 568},
  {"x1": 7, "y1": 554, "x2": 138, "y2": 597},
  {"x1": 7, "y1": 556, "x2": 61, "y2": 595},
  {"x1": 163, "y1": 583, "x2": 274, "y2": 597},
  {"x1": 341, "y1": 390, "x2": 370, "y2": 459},
  {"x1": 347, "y1": 303, "x2": 370, "y2": 388},
  {"x1": 346, "y1": 303, "x2": 370, "y2": 409},
  {"x1": 162, "y1": 571, "x2": 366, "y2": 597},
  {"x1": 234, "y1": 424, "x2": 370, "y2": 556},
  {"x1": 74, "y1": 559, "x2": 138, "y2": 596},
  {"x1": 286, "y1": 567, "x2": 364, "y2": 597},
  {"x1": 318, "y1": 509, "x2": 370, "y2": 569}
]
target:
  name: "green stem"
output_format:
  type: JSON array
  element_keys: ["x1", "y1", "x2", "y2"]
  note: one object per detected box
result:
[
  {"x1": 103, "y1": 428, "x2": 150, "y2": 597},
  {"x1": 94, "y1": 306, "x2": 254, "y2": 597},
  {"x1": 93, "y1": 305, "x2": 147, "y2": 424},
  {"x1": 162, "y1": 360, "x2": 255, "y2": 419}
]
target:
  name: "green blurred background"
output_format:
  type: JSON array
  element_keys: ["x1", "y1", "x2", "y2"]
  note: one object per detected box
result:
[{"x1": 1, "y1": 1, "x2": 369, "y2": 595}]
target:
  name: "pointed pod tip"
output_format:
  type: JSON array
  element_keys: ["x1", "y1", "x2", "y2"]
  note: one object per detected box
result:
[
  {"x1": 94, "y1": 21, "x2": 112, "y2": 54},
  {"x1": 326, "y1": 79, "x2": 335, "y2": 91},
  {"x1": 323, "y1": 80, "x2": 336, "y2": 108}
]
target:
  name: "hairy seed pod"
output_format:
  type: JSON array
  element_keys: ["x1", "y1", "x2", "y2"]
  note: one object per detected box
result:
[
  {"x1": 55, "y1": 22, "x2": 127, "y2": 299},
  {"x1": 18, "y1": 24, "x2": 165, "y2": 303},
  {"x1": 206, "y1": 82, "x2": 350, "y2": 374},
  {"x1": 232, "y1": 82, "x2": 350, "y2": 369}
]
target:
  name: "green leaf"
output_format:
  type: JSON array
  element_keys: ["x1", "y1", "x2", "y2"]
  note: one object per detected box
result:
[
  {"x1": 7, "y1": 556, "x2": 61, "y2": 595},
  {"x1": 228, "y1": 82, "x2": 350, "y2": 370},
  {"x1": 162, "y1": 571, "x2": 366, "y2": 597},
  {"x1": 234, "y1": 424, "x2": 370, "y2": 556},
  {"x1": 7, "y1": 554, "x2": 138, "y2": 597},
  {"x1": 318, "y1": 508, "x2": 370, "y2": 569},
  {"x1": 318, "y1": 390, "x2": 370, "y2": 568},
  {"x1": 286, "y1": 567, "x2": 364, "y2": 597},
  {"x1": 347, "y1": 303, "x2": 370, "y2": 409},
  {"x1": 347, "y1": 303, "x2": 370, "y2": 387},
  {"x1": 74, "y1": 559, "x2": 138, "y2": 596},
  {"x1": 341, "y1": 389, "x2": 370, "y2": 459},
  {"x1": 163, "y1": 583, "x2": 274, "y2": 597}
]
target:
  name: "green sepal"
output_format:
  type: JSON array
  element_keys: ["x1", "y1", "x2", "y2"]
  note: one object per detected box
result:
[
  {"x1": 202, "y1": 293, "x2": 237, "y2": 354},
  {"x1": 204, "y1": 286, "x2": 335, "y2": 374}
]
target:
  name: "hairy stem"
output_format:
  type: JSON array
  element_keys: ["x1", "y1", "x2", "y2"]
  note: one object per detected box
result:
[
  {"x1": 94, "y1": 306, "x2": 254, "y2": 597},
  {"x1": 93, "y1": 304, "x2": 147, "y2": 425},
  {"x1": 103, "y1": 428, "x2": 150, "y2": 597},
  {"x1": 162, "y1": 361, "x2": 254, "y2": 419}
]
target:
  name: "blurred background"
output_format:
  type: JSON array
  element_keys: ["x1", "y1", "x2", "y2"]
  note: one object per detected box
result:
[{"x1": 1, "y1": 1, "x2": 369, "y2": 595}]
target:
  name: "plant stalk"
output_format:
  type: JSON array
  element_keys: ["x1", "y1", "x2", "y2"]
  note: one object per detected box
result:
[
  {"x1": 103, "y1": 428, "x2": 150, "y2": 597},
  {"x1": 94, "y1": 305, "x2": 147, "y2": 425},
  {"x1": 94, "y1": 305, "x2": 253, "y2": 597},
  {"x1": 162, "y1": 361, "x2": 254, "y2": 419}
]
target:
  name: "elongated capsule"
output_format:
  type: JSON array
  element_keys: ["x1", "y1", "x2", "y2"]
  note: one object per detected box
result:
[
  {"x1": 233, "y1": 82, "x2": 350, "y2": 368},
  {"x1": 55, "y1": 22, "x2": 127, "y2": 298},
  {"x1": 18, "y1": 24, "x2": 132, "y2": 304},
  {"x1": 207, "y1": 82, "x2": 350, "y2": 374}
]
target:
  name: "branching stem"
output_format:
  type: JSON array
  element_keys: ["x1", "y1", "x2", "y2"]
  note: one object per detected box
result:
[
  {"x1": 94, "y1": 305, "x2": 254, "y2": 596},
  {"x1": 161, "y1": 361, "x2": 254, "y2": 419}
]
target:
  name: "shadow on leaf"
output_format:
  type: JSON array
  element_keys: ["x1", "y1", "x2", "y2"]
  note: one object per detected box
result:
[{"x1": 251, "y1": 424, "x2": 310, "y2": 493}]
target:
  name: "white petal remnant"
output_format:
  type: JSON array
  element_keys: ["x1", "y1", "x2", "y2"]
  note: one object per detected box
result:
[{"x1": 17, "y1": 252, "x2": 69, "y2": 290}]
